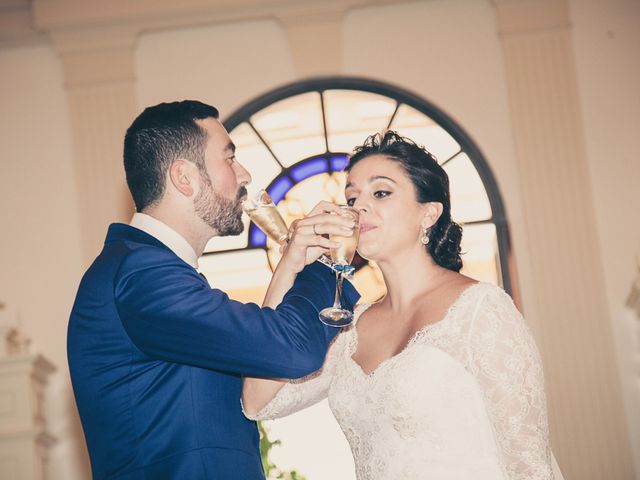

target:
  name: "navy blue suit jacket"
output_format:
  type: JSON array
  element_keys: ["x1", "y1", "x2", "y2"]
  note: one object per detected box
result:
[{"x1": 68, "y1": 224, "x2": 358, "y2": 479}]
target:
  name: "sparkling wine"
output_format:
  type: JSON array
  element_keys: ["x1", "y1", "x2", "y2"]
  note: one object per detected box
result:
[
  {"x1": 242, "y1": 190, "x2": 289, "y2": 245},
  {"x1": 329, "y1": 229, "x2": 359, "y2": 265},
  {"x1": 245, "y1": 204, "x2": 289, "y2": 244}
]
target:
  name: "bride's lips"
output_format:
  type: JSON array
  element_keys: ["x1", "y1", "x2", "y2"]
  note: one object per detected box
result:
[{"x1": 359, "y1": 223, "x2": 376, "y2": 234}]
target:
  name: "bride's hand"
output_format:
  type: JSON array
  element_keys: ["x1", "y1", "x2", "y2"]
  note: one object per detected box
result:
[{"x1": 278, "y1": 201, "x2": 357, "y2": 273}]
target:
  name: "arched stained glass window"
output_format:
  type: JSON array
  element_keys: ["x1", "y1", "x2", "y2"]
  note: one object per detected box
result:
[{"x1": 199, "y1": 78, "x2": 513, "y2": 306}]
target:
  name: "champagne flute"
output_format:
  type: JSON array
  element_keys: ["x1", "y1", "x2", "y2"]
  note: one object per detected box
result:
[
  {"x1": 242, "y1": 190, "x2": 289, "y2": 245},
  {"x1": 319, "y1": 206, "x2": 360, "y2": 327}
]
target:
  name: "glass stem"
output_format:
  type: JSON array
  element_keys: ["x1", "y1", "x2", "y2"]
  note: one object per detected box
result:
[{"x1": 333, "y1": 272, "x2": 344, "y2": 309}]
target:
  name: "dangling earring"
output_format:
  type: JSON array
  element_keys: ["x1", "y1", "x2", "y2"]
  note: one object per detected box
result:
[{"x1": 420, "y1": 226, "x2": 430, "y2": 245}]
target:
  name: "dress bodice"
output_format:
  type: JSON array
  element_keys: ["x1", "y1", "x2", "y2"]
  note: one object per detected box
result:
[{"x1": 247, "y1": 283, "x2": 555, "y2": 480}]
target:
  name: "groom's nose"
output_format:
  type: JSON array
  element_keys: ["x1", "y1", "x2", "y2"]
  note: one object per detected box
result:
[{"x1": 233, "y1": 160, "x2": 252, "y2": 186}]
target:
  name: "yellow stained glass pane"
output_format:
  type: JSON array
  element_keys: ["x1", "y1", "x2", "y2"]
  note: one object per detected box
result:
[
  {"x1": 389, "y1": 104, "x2": 460, "y2": 163},
  {"x1": 325, "y1": 90, "x2": 397, "y2": 153},
  {"x1": 229, "y1": 122, "x2": 281, "y2": 198},
  {"x1": 199, "y1": 249, "x2": 271, "y2": 303},
  {"x1": 460, "y1": 223, "x2": 501, "y2": 286},
  {"x1": 444, "y1": 153, "x2": 492, "y2": 223},
  {"x1": 250, "y1": 92, "x2": 325, "y2": 166},
  {"x1": 283, "y1": 173, "x2": 347, "y2": 210}
]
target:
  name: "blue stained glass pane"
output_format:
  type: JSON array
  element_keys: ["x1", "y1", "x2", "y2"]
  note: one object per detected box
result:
[
  {"x1": 268, "y1": 176, "x2": 294, "y2": 204},
  {"x1": 249, "y1": 224, "x2": 267, "y2": 247},
  {"x1": 330, "y1": 155, "x2": 349, "y2": 171},
  {"x1": 291, "y1": 158, "x2": 328, "y2": 182}
]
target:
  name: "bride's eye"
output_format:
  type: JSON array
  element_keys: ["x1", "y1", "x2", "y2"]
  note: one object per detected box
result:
[
  {"x1": 373, "y1": 190, "x2": 391, "y2": 199},
  {"x1": 346, "y1": 198, "x2": 356, "y2": 207}
]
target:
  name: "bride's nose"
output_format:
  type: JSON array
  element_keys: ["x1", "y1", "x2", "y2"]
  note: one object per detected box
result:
[{"x1": 351, "y1": 199, "x2": 368, "y2": 214}]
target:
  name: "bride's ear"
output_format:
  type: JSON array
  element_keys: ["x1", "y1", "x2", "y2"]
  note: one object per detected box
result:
[{"x1": 421, "y1": 202, "x2": 443, "y2": 229}]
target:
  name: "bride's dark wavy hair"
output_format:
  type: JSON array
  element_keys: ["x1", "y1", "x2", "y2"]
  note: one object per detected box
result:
[{"x1": 346, "y1": 131, "x2": 463, "y2": 272}]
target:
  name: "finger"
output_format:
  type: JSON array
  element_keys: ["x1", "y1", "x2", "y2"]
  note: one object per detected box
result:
[
  {"x1": 288, "y1": 218, "x2": 300, "y2": 234},
  {"x1": 301, "y1": 223, "x2": 355, "y2": 238},
  {"x1": 308, "y1": 201, "x2": 345, "y2": 216},
  {"x1": 303, "y1": 246, "x2": 332, "y2": 265},
  {"x1": 297, "y1": 212, "x2": 356, "y2": 229},
  {"x1": 286, "y1": 218, "x2": 301, "y2": 241},
  {"x1": 286, "y1": 231, "x2": 341, "y2": 249},
  {"x1": 314, "y1": 236, "x2": 341, "y2": 250}
]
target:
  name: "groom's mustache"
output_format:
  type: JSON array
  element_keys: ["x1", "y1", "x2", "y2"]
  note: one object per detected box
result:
[{"x1": 236, "y1": 186, "x2": 248, "y2": 203}]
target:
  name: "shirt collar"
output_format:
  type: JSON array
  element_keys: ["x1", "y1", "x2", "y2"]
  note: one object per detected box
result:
[{"x1": 129, "y1": 213, "x2": 199, "y2": 269}]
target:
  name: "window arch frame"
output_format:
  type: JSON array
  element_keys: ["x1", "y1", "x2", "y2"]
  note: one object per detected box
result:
[{"x1": 220, "y1": 76, "x2": 515, "y2": 295}]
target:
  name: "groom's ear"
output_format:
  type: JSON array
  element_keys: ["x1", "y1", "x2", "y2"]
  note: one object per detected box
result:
[{"x1": 168, "y1": 159, "x2": 196, "y2": 197}]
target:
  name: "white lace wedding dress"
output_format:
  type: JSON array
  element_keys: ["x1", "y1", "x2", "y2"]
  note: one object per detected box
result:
[{"x1": 246, "y1": 282, "x2": 561, "y2": 479}]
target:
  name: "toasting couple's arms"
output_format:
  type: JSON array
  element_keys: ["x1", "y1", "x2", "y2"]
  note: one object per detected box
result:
[{"x1": 243, "y1": 201, "x2": 357, "y2": 415}]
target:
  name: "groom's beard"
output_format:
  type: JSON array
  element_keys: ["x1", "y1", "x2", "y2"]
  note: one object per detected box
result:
[{"x1": 195, "y1": 170, "x2": 246, "y2": 236}]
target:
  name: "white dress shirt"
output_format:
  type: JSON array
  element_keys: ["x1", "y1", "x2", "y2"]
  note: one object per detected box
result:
[{"x1": 129, "y1": 213, "x2": 199, "y2": 269}]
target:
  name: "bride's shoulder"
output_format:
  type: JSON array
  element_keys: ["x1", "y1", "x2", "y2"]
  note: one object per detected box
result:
[
  {"x1": 466, "y1": 283, "x2": 531, "y2": 338},
  {"x1": 466, "y1": 281, "x2": 516, "y2": 307},
  {"x1": 351, "y1": 302, "x2": 374, "y2": 326},
  {"x1": 453, "y1": 282, "x2": 524, "y2": 330}
]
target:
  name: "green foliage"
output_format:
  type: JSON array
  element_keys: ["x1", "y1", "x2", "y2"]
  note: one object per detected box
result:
[{"x1": 258, "y1": 421, "x2": 307, "y2": 480}]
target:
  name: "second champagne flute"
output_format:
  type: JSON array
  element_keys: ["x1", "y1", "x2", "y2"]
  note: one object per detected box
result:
[{"x1": 319, "y1": 206, "x2": 360, "y2": 327}]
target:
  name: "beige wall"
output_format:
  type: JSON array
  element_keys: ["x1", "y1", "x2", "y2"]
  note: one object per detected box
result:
[
  {"x1": 0, "y1": 0, "x2": 638, "y2": 478},
  {"x1": 136, "y1": 19, "x2": 297, "y2": 114},
  {"x1": 571, "y1": 0, "x2": 640, "y2": 475},
  {"x1": 0, "y1": 45, "x2": 90, "y2": 477}
]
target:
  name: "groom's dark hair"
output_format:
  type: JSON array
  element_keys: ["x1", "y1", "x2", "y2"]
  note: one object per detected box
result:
[{"x1": 124, "y1": 100, "x2": 220, "y2": 212}]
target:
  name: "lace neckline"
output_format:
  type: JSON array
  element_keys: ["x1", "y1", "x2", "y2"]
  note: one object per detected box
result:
[{"x1": 348, "y1": 281, "x2": 486, "y2": 378}]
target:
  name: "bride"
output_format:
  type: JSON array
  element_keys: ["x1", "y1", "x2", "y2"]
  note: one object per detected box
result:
[{"x1": 243, "y1": 131, "x2": 560, "y2": 479}]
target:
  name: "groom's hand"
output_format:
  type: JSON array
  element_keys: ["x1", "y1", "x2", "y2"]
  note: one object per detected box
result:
[{"x1": 279, "y1": 201, "x2": 357, "y2": 273}]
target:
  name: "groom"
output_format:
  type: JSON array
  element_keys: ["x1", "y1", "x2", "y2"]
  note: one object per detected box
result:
[{"x1": 67, "y1": 100, "x2": 358, "y2": 479}]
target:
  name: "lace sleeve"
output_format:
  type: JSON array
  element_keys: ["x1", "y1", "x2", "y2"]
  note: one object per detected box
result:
[
  {"x1": 243, "y1": 330, "x2": 348, "y2": 421},
  {"x1": 467, "y1": 287, "x2": 554, "y2": 480}
]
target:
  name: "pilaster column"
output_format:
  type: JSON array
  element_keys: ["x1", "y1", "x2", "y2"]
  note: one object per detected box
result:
[
  {"x1": 50, "y1": 26, "x2": 138, "y2": 264},
  {"x1": 493, "y1": 1, "x2": 632, "y2": 478}
]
